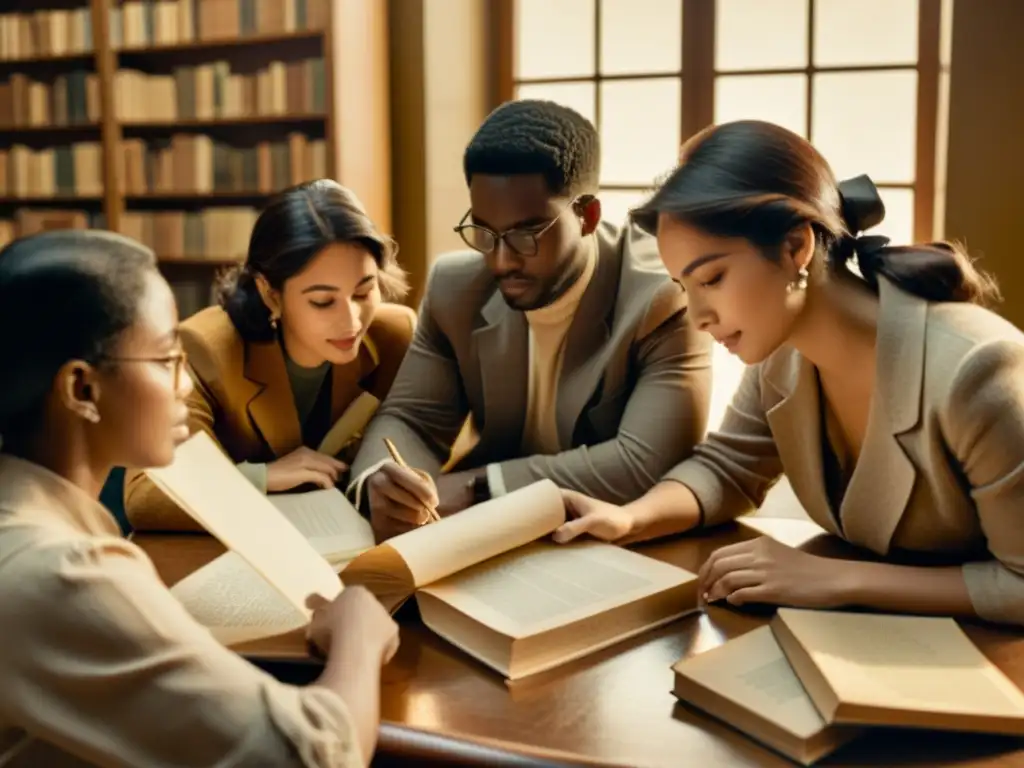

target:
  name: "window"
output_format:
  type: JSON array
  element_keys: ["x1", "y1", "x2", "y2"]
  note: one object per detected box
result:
[
  {"x1": 503, "y1": 0, "x2": 942, "y2": 429},
  {"x1": 512, "y1": 0, "x2": 683, "y2": 225}
]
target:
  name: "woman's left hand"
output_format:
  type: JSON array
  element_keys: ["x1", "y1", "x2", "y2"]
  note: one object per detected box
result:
[{"x1": 698, "y1": 536, "x2": 847, "y2": 609}]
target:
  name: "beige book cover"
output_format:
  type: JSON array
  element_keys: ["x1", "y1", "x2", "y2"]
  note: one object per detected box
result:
[
  {"x1": 771, "y1": 608, "x2": 1024, "y2": 735},
  {"x1": 672, "y1": 626, "x2": 863, "y2": 765},
  {"x1": 158, "y1": 470, "x2": 374, "y2": 645},
  {"x1": 145, "y1": 432, "x2": 343, "y2": 626},
  {"x1": 341, "y1": 479, "x2": 698, "y2": 681}
]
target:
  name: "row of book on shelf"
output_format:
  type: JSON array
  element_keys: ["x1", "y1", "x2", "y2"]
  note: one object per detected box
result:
[
  {"x1": 0, "y1": 9, "x2": 93, "y2": 61},
  {"x1": 147, "y1": 437, "x2": 1024, "y2": 767},
  {"x1": 117, "y1": 58, "x2": 325, "y2": 121},
  {"x1": 112, "y1": 0, "x2": 329, "y2": 48},
  {"x1": 0, "y1": 0, "x2": 329, "y2": 61},
  {"x1": 0, "y1": 57, "x2": 324, "y2": 127},
  {"x1": 0, "y1": 132, "x2": 325, "y2": 198},
  {"x1": 0, "y1": 207, "x2": 247, "y2": 263}
]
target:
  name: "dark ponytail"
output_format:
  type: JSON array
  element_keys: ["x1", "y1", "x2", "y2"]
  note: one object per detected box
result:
[
  {"x1": 219, "y1": 179, "x2": 408, "y2": 342},
  {"x1": 832, "y1": 174, "x2": 1000, "y2": 305},
  {"x1": 633, "y1": 121, "x2": 1000, "y2": 306}
]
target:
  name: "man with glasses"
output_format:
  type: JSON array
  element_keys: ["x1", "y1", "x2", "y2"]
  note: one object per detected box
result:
[{"x1": 349, "y1": 100, "x2": 712, "y2": 541}]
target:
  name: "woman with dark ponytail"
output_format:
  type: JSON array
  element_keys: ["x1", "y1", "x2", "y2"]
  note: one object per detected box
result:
[
  {"x1": 554, "y1": 120, "x2": 1024, "y2": 627},
  {"x1": 125, "y1": 180, "x2": 415, "y2": 531}
]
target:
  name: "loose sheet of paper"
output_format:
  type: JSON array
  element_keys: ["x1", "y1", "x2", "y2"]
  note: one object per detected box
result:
[
  {"x1": 172, "y1": 551, "x2": 307, "y2": 645},
  {"x1": 420, "y1": 539, "x2": 694, "y2": 637},
  {"x1": 146, "y1": 432, "x2": 341, "y2": 616},
  {"x1": 676, "y1": 626, "x2": 827, "y2": 738},
  {"x1": 776, "y1": 608, "x2": 1024, "y2": 717},
  {"x1": 385, "y1": 478, "x2": 565, "y2": 588},
  {"x1": 270, "y1": 488, "x2": 375, "y2": 566}
]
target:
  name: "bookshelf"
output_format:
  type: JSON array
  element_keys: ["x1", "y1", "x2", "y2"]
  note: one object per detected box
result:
[{"x1": 0, "y1": 0, "x2": 392, "y2": 317}]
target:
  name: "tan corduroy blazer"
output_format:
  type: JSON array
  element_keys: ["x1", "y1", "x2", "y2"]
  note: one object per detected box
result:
[
  {"x1": 350, "y1": 221, "x2": 713, "y2": 503},
  {"x1": 665, "y1": 276, "x2": 1024, "y2": 625},
  {"x1": 125, "y1": 302, "x2": 416, "y2": 531}
]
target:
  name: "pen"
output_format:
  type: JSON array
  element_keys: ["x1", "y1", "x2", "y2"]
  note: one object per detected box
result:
[{"x1": 383, "y1": 438, "x2": 442, "y2": 522}]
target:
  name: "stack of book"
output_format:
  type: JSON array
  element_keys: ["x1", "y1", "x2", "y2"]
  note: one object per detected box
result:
[
  {"x1": 110, "y1": 0, "x2": 329, "y2": 48},
  {"x1": 0, "y1": 71, "x2": 100, "y2": 127},
  {"x1": 0, "y1": 9, "x2": 94, "y2": 60},
  {"x1": 672, "y1": 608, "x2": 1024, "y2": 765},
  {"x1": 0, "y1": 210, "x2": 106, "y2": 249},
  {"x1": 116, "y1": 58, "x2": 325, "y2": 121},
  {"x1": 0, "y1": 142, "x2": 103, "y2": 197}
]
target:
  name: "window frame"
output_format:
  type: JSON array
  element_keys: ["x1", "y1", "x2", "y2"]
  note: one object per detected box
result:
[{"x1": 493, "y1": 0, "x2": 944, "y2": 242}]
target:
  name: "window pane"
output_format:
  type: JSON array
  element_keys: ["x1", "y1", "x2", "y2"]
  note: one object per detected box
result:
[
  {"x1": 516, "y1": 82, "x2": 597, "y2": 124},
  {"x1": 714, "y1": 74, "x2": 808, "y2": 137},
  {"x1": 599, "y1": 188, "x2": 650, "y2": 226},
  {"x1": 600, "y1": 79, "x2": 681, "y2": 185},
  {"x1": 716, "y1": 0, "x2": 809, "y2": 71},
  {"x1": 811, "y1": 71, "x2": 917, "y2": 183},
  {"x1": 709, "y1": 346, "x2": 747, "y2": 431},
  {"x1": 874, "y1": 188, "x2": 915, "y2": 245},
  {"x1": 600, "y1": 0, "x2": 682, "y2": 75},
  {"x1": 813, "y1": 0, "x2": 918, "y2": 67},
  {"x1": 515, "y1": 0, "x2": 595, "y2": 78}
]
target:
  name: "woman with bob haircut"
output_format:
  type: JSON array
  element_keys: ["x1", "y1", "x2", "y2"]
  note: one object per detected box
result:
[
  {"x1": 126, "y1": 179, "x2": 416, "y2": 530},
  {"x1": 554, "y1": 120, "x2": 1024, "y2": 627},
  {"x1": 0, "y1": 229, "x2": 399, "y2": 766}
]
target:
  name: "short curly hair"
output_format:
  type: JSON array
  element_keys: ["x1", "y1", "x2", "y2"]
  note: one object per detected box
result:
[{"x1": 463, "y1": 100, "x2": 600, "y2": 197}]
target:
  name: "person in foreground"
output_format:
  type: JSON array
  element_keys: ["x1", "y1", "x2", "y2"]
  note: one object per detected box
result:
[
  {"x1": 125, "y1": 179, "x2": 416, "y2": 531},
  {"x1": 349, "y1": 100, "x2": 712, "y2": 540},
  {"x1": 554, "y1": 119, "x2": 1024, "y2": 627},
  {"x1": 0, "y1": 230, "x2": 398, "y2": 767}
]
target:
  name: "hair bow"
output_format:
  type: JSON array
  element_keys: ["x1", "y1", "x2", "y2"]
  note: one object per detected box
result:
[{"x1": 837, "y1": 174, "x2": 886, "y2": 234}]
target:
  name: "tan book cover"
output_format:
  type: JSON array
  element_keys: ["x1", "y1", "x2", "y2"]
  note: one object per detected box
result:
[
  {"x1": 772, "y1": 608, "x2": 1024, "y2": 735},
  {"x1": 144, "y1": 432, "x2": 343, "y2": 622},
  {"x1": 341, "y1": 480, "x2": 698, "y2": 681},
  {"x1": 673, "y1": 627, "x2": 863, "y2": 765}
]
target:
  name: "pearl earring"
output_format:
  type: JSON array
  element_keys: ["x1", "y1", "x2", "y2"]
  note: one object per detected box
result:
[
  {"x1": 786, "y1": 266, "x2": 809, "y2": 294},
  {"x1": 270, "y1": 315, "x2": 279, "y2": 330}
]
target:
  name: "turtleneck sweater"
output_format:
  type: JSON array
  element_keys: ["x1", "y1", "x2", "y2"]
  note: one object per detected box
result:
[{"x1": 486, "y1": 241, "x2": 597, "y2": 496}]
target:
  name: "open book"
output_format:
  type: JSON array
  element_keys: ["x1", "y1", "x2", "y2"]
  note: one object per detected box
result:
[
  {"x1": 145, "y1": 433, "x2": 346, "y2": 642},
  {"x1": 169, "y1": 488, "x2": 375, "y2": 645},
  {"x1": 771, "y1": 608, "x2": 1024, "y2": 736},
  {"x1": 672, "y1": 627, "x2": 864, "y2": 765},
  {"x1": 340, "y1": 479, "x2": 699, "y2": 681}
]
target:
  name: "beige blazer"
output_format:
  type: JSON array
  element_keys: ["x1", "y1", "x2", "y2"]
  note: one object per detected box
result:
[
  {"x1": 351, "y1": 221, "x2": 713, "y2": 503},
  {"x1": 0, "y1": 454, "x2": 360, "y2": 767},
  {"x1": 665, "y1": 276, "x2": 1024, "y2": 625},
  {"x1": 125, "y1": 302, "x2": 416, "y2": 531}
]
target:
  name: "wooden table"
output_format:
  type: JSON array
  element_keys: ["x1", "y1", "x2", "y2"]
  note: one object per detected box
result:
[{"x1": 136, "y1": 519, "x2": 1024, "y2": 768}]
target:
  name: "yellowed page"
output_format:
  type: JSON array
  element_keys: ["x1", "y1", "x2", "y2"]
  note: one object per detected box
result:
[
  {"x1": 145, "y1": 432, "x2": 342, "y2": 616},
  {"x1": 171, "y1": 551, "x2": 307, "y2": 646},
  {"x1": 775, "y1": 608, "x2": 1024, "y2": 718},
  {"x1": 270, "y1": 488, "x2": 375, "y2": 567},
  {"x1": 675, "y1": 626, "x2": 831, "y2": 739},
  {"x1": 385, "y1": 478, "x2": 565, "y2": 588},
  {"x1": 419, "y1": 540, "x2": 694, "y2": 638},
  {"x1": 317, "y1": 390, "x2": 380, "y2": 456}
]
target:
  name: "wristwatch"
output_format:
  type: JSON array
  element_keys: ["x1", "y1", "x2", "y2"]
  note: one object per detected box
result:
[{"x1": 468, "y1": 473, "x2": 491, "y2": 505}]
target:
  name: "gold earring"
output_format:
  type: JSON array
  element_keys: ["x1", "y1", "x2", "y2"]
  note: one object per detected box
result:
[{"x1": 786, "y1": 266, "x2": 809, "y2": 294}]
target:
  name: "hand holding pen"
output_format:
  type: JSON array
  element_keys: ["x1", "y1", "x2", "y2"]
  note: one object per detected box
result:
[{"x1": 364, "y1": 439, "x2": 442, "y2": 540}]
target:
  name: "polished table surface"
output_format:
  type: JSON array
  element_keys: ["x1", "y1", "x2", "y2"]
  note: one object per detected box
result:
[{"x1": 135, "y1": 518, "x2": 1024, "y2": 767}]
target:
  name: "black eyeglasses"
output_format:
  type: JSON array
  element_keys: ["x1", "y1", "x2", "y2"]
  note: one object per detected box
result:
[
  {"x1": 453, "y1": 198, "x2": 579, "y2": 257},
  {"x1": 104, "y1": 349, "x2": 189, "y2": 390}
]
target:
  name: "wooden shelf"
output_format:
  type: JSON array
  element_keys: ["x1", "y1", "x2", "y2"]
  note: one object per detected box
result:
[
  {"x1": 125, "y1": 191, "x2": 274, "y2": 207},
  {"x1": 158, "y1": 256, "x2": 242, "y2": 267},
  {"x1": 0, "y1": 195, "x2": 102, "y2": 206},
  {"x1": 116, "y1": 31, "x2": 323, "y2": 65},
  {"x1": 0, "y1": 124, "x2": 102, "y2": 143},
  {"x1": 0, "y1": 52, "x2": 94, "y2": 70},
  {"x1": 120, "y1": 114, "x2": 326, "y2": 135}
]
